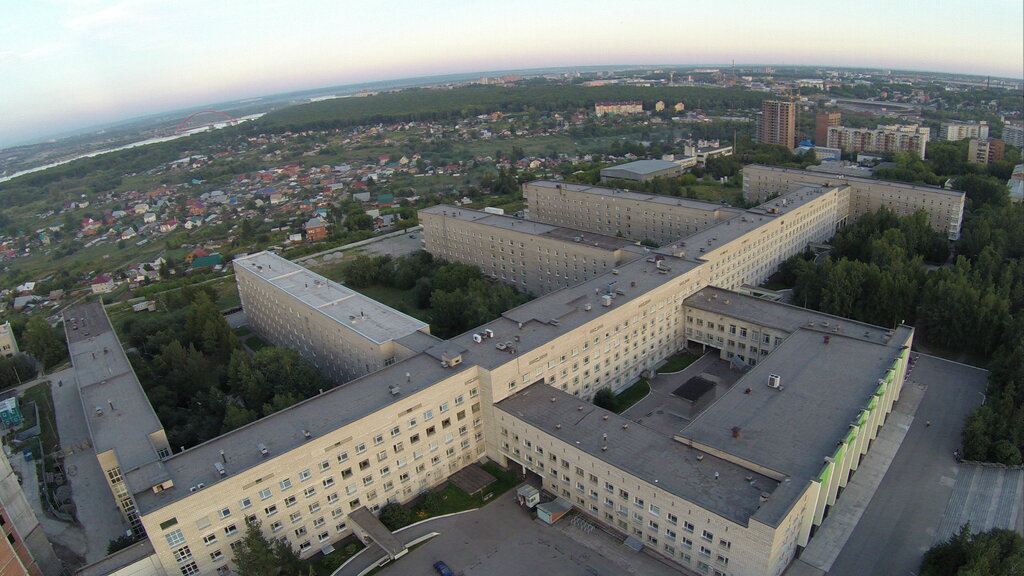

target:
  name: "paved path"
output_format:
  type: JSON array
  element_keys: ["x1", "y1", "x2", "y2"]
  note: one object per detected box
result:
[
  {"x1": 339, "y1": 492, "x2": 682, "y2": 576},
  {"x1": 825, "y1": 355, "x2": 990, "y2": 576},
  {"x1": 933, "y1": 464, "x2": 1024, "y2": 542},
  {"x1": 50, "y1": 367, "x2": 129, "y2": 563}
]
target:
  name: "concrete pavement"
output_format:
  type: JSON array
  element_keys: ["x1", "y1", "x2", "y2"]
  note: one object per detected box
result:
[{"x1": 934, "y1": 464, "x2": 1024, "y2": 542}]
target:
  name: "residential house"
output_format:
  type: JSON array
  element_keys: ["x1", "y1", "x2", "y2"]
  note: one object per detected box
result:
[
  {"x1": 304, "y1": 217, "x2": 328, "y2": 242},
  {"x1": 90, "y1": 275, "x2": 115, "y2": 294}
]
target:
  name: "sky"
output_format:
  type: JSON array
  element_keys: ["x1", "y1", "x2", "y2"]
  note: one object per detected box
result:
[{"x1": 1, "y1": 0, "x2": 1022, "y2": 148}]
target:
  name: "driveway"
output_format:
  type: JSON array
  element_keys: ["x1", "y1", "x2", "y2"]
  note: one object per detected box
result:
[{"x1": 343, "y1": 492, "x2": 683, "y2": 576}]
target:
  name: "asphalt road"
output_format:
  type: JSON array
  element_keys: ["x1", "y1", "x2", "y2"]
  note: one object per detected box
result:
[{"x1": 828, "y1": 355, "x2": 989, "y2": 576}]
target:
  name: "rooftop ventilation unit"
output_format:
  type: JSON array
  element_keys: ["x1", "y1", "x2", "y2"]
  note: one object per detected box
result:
[
  {"x1": 258, "y1": 443, "x2": 269, "y2": 456},
  {"x1": 215, "y1": 462, "x2": 226, "y2": 477},
  {"x1": 388, "y1": 385, "x2": 401, "y2": 396},
  {"x1": 303, "y1": 429, "x2": 312, "y2": 439},
  {"x1": 767, "y1": 374, "x2": 782, "y2": 389},
  {"x1": 472, "y1": 333, "x2": 483, "y2": 344}
]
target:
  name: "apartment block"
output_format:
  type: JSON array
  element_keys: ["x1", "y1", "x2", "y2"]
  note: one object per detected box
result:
[
  {"x1": 419, "y1": 205, "x2": 642, "y2": 295},
  {"x1": 827, "y1": 124, "x2": 930, "y2": 159},
  {"x1": 234, "y1": 252, "x2": 434, "y2": 383},
  {"x1": 758, "y1": 99, "x2": 797, "y2": 148},
  {"x1": 523, "y1": 180, "x2": 741, "y2": 246},
  {"x1": 741, "y1": 165, "x2": 965, "y2": 239},
  {"x1": 939, "y1": 120, "x2": 989, "y2": 141},
  {"x1": 815, "y1": 111, "x2": 841, "y2": 146},
  {"x1": 1004, "y1": 123, "x2": 1024, "y2": 148},
  {"x1": 594, "y1": 101, "x2": 643, "y2": 116},
  {"x1": 967, "y1": 138, "x2": 1005, "y2": 165}
]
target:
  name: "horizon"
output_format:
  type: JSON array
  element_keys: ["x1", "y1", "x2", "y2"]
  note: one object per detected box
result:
[{"x1": 2, "y1": 0, "x2": 1022, "y2": 149}]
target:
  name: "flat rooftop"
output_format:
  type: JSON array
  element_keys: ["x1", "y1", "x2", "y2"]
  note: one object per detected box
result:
[
  {"x1": 747, "y1": 164, "x2": 966, "y2": 198},
  {"x1": 527, "y1": 180, "x2": 744, "y2": 214},
  {"x1": 421, "y1": 205, "x2": 634, "y2": 252},
  {"x1": 234, "y1": 252, "x2": 428, "y2": 344},
  {"x1": 669, "y1": 185, "x2": 841, "y2": 255},
  {"x1": 677, "y1": 325, "x2": 913, "y2": 526},
  {"x1": 138, "y1": 253, "x2": 704, "y2": 515},
  {"x1": 65, "y1": 303, "x2": 164, "y2": 473},
  {"x1": 684, "y1": 286, "x2": 897, "y2": 345},
  {"x1": 600, "y1": 159, "x2": 681, "y2": 175},
  {"x1": 497, "y1": 384, "x2": 778, "y2": 526}
]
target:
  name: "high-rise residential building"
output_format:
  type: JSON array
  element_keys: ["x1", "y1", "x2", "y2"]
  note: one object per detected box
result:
[
  {"x1": 758, "y1": 99, "x2": 797, "y2": 147},
  {"x1": 968, "y1": 138, "x2": 1005, "y2": 165},
  {"x1": 939, "y1": 120, "x2": 989, "y2": 141},
  {"x1": 826, "y1": 124, "x2": 931, "y2": 159},
  {"x1": 1002, "y1": 122, "x2": 1024, "y2": 148},
  {"x1": 815, "y1": 111, "x2": 841, "y2": 146}
]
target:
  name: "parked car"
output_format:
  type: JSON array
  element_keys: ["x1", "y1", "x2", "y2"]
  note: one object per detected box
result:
[{"x1": 433, "y1": 561, "x2": 453, "y2": 576}]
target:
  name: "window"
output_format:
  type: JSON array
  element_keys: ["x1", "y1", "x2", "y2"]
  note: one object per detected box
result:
[
  {"x1": 667, "y1": 513, "x2": 678, "y2": 525},
  {"x1": 309, "y1": 502, "x2": 321, "y2": 513},
  {"x1": 700, "y1": 545, "x2": 712, "y2": 558},
  {"x1": 258, "y1": 488, "x2": 272, "y2": 500},
  {"x1": 355, "y1": 443, "x2": 366, "y2": 454},
  {"x1": 304, "y1": 486, "x2": 317, "y2": 498},
  {"x1": 284, "y1": 495, "x2": 297, "y2": 507},
  {"x1": 377, "y1": 450, "x2": 388, "y2": 462},
  {"x1": 373, "y1": 434, "x2": 384, "y2": 446},
  {"x1": 318, "y1": 531, "x2": 330, "y2": 543},
  {"x1": 322, "y1": 477, "x2": 335, "y2": 488},
  {"x1": 390, "y1": 426, "x2": 401, "y2": 437},
  {"x1": 359, "y1": 460, "x2": 370, "y2": 471},
  {"x1": 454, "y1": 394, "x2": 464, "y2": 406},
  {"x1": 210, "y1": 549, "x2": 224, "y2": 562},
  {"x1": 423, "y1": 409, "x2": 433, "y2": 421},
  {"x1": 298, "y1": 469, "x2": 312, "y2": 481},
  {"x1": 219, "y1": 507, "x2": 231, "y2": 519},
  {"x1": 719, "y1": 538, "x2": 731, "y2": 549},
  {"x1": 649, "y1": 504, "x2": 660, "y2": 517},
  {"x1": 326, "y1": 492, "x2": 339, "y2": 504},
  {"x1": 319, "y1": 460, "x2": 331, "y2": 472},
  {"x1": 702, "y1": 529, "x2": 714, "y2": 542},
  {"x1": 223, "y1": 524, "x2": 238, "y2": 536},
  {"x1": 173, "y1": 546, "x2": 193, "y2": 563},
  {"x1": 240, "y1": 497, "x2": 252, "y2": 510},
  {"x1": 270, "y1": 520, "x2": 283, "y2": 532},
  {"x1": 294, "y1": 527, "x2": 307, "y2": 537},
  {"x1": 439, "y1": 402, "x2": 449, "y2": 413},
  {"x1": 684, "y1": 521, "x2": 695, "y2": 533},
  {"x1": 279, "y1": 478, "x2": 293, "y2": 490},
  {"x1": 165, "y1": 530, "x2": 185, "y2": 547},
  {"x1": 202, "y1": 533, "x2": 217, "y2": 546},
  {"x1": 179, "y1": 562, "x2": 200, "y2": 576}
]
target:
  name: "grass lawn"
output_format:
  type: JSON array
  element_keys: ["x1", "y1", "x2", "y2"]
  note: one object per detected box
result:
[
  {"x1": 406, "y1": 461, "x2": 520, "y2": 523},
  {"x1": 760, "y1": 281, "x2": 791, "y2": 291},
  {"x1": 233, "y1": 326, "x2": 252, "y2": 337},
  {"x1": 246, "y1": 336, "x2": 269, "y2": 351},
  {"x1": 613, "y1": 378, "x2": 650, "y2": 414},
  {"x1": 351, "y1": 285, "x2": 432, "y2": 324},
  {"x1": 688, "y1": 183, "x2": 745, "y2": 206},
  {"x1": 657, "y1": 352, "x2": 701, "y2": 374},
  {"x1": 307, "y1": 536, "x2": 365, "y2": 576}
]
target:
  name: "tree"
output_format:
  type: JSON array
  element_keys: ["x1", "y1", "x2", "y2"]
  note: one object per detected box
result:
[
  {"x1": 346, "y1": 213, "x2": 374, "y2": 231},
  {"x1": 106, "y1": 534, "x2": 138, "y2": 555},
  {"x1": 919, "y1": 525, "x2": 1024, "y2": 576},
  {"x1": 378, "y1": 502, "x2": 412, "y2": 530},
  {"x1": 593, "y1": 388, "x2": 617, "y2": 411},
  {"x1": 222, "y1": 403, "x2": 258, "y2": 434},
  {"x1": 0, "y1": 354, "x2": 37, "y2": 390},
  {"x1": 232, "y1": 519, "x2": 303, "y2": 576},
  {"x1": 21, "y1": 317, "x2": 67, "y2": 370}
]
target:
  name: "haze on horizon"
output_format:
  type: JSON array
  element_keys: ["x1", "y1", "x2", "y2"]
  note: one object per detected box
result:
[{"x1": 1, "y1": 0, "x2": 1022, "y2": 149}]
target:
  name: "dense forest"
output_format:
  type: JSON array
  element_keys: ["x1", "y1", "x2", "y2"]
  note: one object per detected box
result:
[{"x1": 255, "y1": 84, "x2": 766, "y2": 133}]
